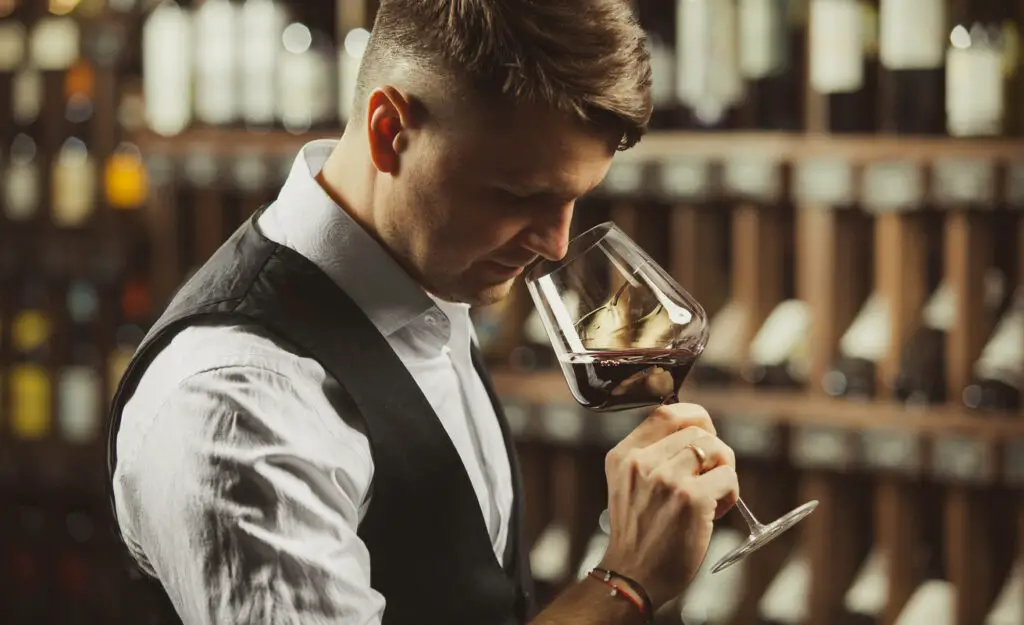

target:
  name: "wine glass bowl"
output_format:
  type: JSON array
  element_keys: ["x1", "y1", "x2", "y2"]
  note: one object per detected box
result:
[
  {"x1": 524, "y1": 221, "x2": 817, "y2": 574},
  {"x1": 524, "y1": 222, "x2": 710, "y2": 411}
]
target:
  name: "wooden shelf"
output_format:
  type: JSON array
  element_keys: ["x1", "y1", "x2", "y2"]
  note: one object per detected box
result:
[
  {"x1": 491, "y1": 369, "x2": 1024, "y2": 485},
  {"x1": 621, "y1": 131, "x2": 1024, "y2": 164},
  {"x1": 133, "y1": 127, "x2": 1024, "y2": 164}
]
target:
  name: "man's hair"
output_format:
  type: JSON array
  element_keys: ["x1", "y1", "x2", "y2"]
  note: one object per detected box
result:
[{"x1": 355, "y1": 0, "x2": 653, "y2": 150}]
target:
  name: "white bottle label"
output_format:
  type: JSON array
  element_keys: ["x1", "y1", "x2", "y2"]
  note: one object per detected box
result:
[
  {"x1": 809, "y1": 0, "x2": 864, "y2": 93},
  {"x1": 3, "y1": 161, "x2": 40, "y2": 221},
  {"x1": 879, "y1": 0, "x2": 945, "y2": 69},
  {"x1": 240, "y1": 0, "x2": 285, "y2": 126},
  {"x1": 143, "y1": 1, "x2": 193, "y2": 136},
  {"x1": 974, "y1": 304, "x2": 1024, "y2": 389},
  {"x1": 648, "y1": 34, "x2": 677, "y2": 108},
  {"x1": 277, "y1": 49, "x2": 330, "y2": 132},
  {"x1": 59, "y1": 366, "x2": 101, "y2": 444},
  {"x1": 946, "y1": 31, "x2": 1005, "y2": 137},
  {"x1": 30, "y1": 17, "x2": 80, "y2": 71},
  {"x1": 739, "y1": 0, "x2": 786, "y2": 78},
  {"x1": 759, "y1": 549, "x2": 809, "y2": 624},
  {"x1": 844, "y1": 548, "x2": 889, "y2": 616},
  {"x1": 749, "y1": 299, "x2": 810, "y2": 367},
  {"x1": 677, "y1": 0, "x2": 743, "y2": 124},
  {"x1": 922, "y1": 282, "x2": 955, "y2": 331},
  {"x1": 893, "y1": 580, "x2": 953, "y2": 625},
  {"x1": 701, "y1": 300, "x2": 748, "y2": 367},
  {"x1": 840, "y1": 293, "x2": 891, "y2": 362},
  {"x1": 194, "y1": 0, "x2": 238, "y2": 125},
  {"x1": 12, "y1": 68, "x2": 42, "y2": 125},
  {"x1": 986, "y1": 558, "x2": 1023, "y2": 625},
  {"x1": 0, "y1": 20, "x2": 26, "y2": 71},
  {"x1": 52, "y1": 139, "x2": 96, "y2": 227},
  {"x1": 575, "y1": 530, "x2": 610, "y2": 580}
]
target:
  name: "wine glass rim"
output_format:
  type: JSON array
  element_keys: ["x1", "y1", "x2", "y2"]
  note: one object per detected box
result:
[{"x1": 524, "y1": 221, "x2": 620, "y2": 283}]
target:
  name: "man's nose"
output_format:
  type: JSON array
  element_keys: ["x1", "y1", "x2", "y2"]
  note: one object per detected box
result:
[{"x1": 523, "y1": 204, "x2": 573, "y2": 261}]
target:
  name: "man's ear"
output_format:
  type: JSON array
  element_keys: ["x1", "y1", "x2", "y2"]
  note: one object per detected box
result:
[{"x1": 366, "y1": 85, "x2": 413, "y2": 174}]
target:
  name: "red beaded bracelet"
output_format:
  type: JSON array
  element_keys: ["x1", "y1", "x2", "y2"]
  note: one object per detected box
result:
[{"x1": 586, "y1": 569, "x2": 652, "y2": 623}]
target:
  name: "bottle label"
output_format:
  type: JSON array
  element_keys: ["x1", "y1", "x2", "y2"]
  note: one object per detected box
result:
[
  {"x1": 701, "y1": 301, "x2": 748, "y2": 367},
  {"x1": 809, "y1": 0, "x2": 864, "y2": 93},
  {"x1": 3, "y1": 161, "x2": 40, "y2": 221},
  {"x1": 52, "y1": 142, "x2": 96, "y2": 227},
  {"x1": 844, "y1": 549, "x2": 888, "y2": 616},
  {"x1": 879, "y1": 0, "x2": 945, "y2": 69},
  {"x1": 739, "y1": 0, "x2": 787, "y2": 79},
  {"x1": 749, "y1": 299, "x2": 810, "y2": 367},
  {"x1": 12, "y1": 68, "x2": 42, "y2": 125},
  {"x1": 143, "y1": 2, "x2": 193, "y2": 136},
  {"x1": 759, "y1": 550, "x2": 809, "y2": 623},
  {"x1": 0, "y1": 20, "x2": 26, "y2": 71},
  {"x1": 11, "y1": 364, "x2": 51, "y2": 440},
  {"x1": 648, "y1": 34, "x2": 677, "y2": 108},
  {"x1": 946, "y1": 36, "x2": 1005, "y2": 137},
  {"x1": 676, "y1": 0, "x2": 744, "y2": 124},
  {"x1": 656, "y1": 158, "x2": 710, "y2": 200},
  {"x1": 987, "y1": 559, "x2": 1024, "y2": 625},
  {"x1": 59, "y1": 366, "x2": 102, "y2": 444},
  {"x1": 338, "y1": 28, "x2": 369, "y2": 123},
  {"x1": 892, "y1": 580, "x2": 954, "y2": 624},
  {"x1": 194, "y1": 0, "x2": 239, "y2": 125},
  {"x1": 840, "y1": 293, "x2": 890, "y2": 362},
  {"x1": 921, "y1": 282, "x2": 954, "y2": 331},
  {"x1": 240, "y1": 0, "x2": 286, "y2": 125},
  {"x1": 681, "y1": 528, "x2": 747, "y2": 622},
  {"x1": 30, "y1": 17, "x2": 80, "y2": 71},
  {"x1": 973, "y1": 305, "x2": 1024, "y2": 389}
]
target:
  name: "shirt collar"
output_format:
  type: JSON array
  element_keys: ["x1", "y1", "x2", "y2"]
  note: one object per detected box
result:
[{"x1": 258, "y1": 139, "x2": 446, "y2": 338}]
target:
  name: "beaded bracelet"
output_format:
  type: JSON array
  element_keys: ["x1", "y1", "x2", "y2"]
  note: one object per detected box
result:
[{"x1": 586, "y1": 567, "x2": 654, "y2": 624}]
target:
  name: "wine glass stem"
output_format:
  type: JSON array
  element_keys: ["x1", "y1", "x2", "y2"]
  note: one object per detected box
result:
[{"x1": 736, "y1": 498, "x2": 764, "y2": 536}]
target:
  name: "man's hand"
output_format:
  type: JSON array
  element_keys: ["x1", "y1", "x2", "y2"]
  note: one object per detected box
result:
[{"x1": 598, "y1": 402, "x2": 740, "y2": 609}]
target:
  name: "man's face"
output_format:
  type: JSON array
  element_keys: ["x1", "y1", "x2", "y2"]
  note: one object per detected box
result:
[{"x1": 373, "y1": 96, "x2": 618, "y2": 306}]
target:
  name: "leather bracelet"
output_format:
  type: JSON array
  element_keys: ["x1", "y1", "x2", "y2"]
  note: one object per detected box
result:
[{"x1": 588, "y1": 567, "x2": 654, "y2": 624}]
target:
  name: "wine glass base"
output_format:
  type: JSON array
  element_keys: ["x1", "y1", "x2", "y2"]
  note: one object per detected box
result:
[{"x1": 710, "y1": 500, "x2": 819, "y2": 574}]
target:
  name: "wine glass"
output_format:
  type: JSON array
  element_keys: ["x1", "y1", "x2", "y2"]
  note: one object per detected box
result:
[{"x1": 523, "y1": 221, "x2": 817, "y2": 574}]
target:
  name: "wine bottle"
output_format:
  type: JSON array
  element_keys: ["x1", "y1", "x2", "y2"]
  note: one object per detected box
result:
[
  {"x1": 10, "y1": 278, "x2": 52, "y2": 441},
  {"x1": 690, "y1": 300, "x2": 747, "y2": 385},
  {"x1": 757, "y1": 549, "x2": 809, "y2": 625},
  {"x1": 142, "y1": 0, "x2": 193, "y2": 136},
  {"x1": 809, "y1": 0, "x2": 878, "y2": 132},
  {"x1": 945, "y1": 1, "x2": 1006, "y2": 138},
  {"x1": 961, "y1": 289, "x2": 1023, "y2": 412},
  {"x1": 240, "y1": 0, "x2": 285, "y2": 131},
  {"x1": 0, "y1": 18, "x2": 27, "y2": 143},
  {"x1": 637, "y1": 0, "x2": 680, "y2": 129},
  {"x1": 675, "y1": 0, "x2": 745, "y2": 130},
  {"x1": 277, "y1": 22, "x2": 337, "y2": 133},
  {"x1": 822, "y1": 293, "x2": 889, "y2": 400},
  {"x1": 193, "y1": 0, "x2": 240, "y2": 127},
  {"x1": 878, "y1": 0, "x2": 946, "y2": 134},
  {"x1": 894, "y1": 270, "x2": 1006, "y2": 406},
  {"x1": 103, "y1": 142, "x2": 149, "y2": 213},
  {"x1": 743, "y1": 299, "x2": 812, "y2": 389},
  {"x1": 3, "y1": 134, "x2": 41, "y2": 222},
  {"x1": 52, "y1": 136, "x2": 97, "y2": 228},
  {"x1": 739, "y1": 0, "x2": 807, "y2": 130},
  {"x1": 59, "y1": 279, "x2": 102, "y2": 445}
]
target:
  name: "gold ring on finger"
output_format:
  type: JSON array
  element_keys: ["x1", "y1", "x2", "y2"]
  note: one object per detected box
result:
[{"x1": 686, "y1": 443, "x2": 708, "y2": 473}]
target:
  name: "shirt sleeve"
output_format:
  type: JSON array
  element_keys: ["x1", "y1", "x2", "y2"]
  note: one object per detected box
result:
[{"x1": 112, "y1": 363, "x2": 386, "y2": 625}]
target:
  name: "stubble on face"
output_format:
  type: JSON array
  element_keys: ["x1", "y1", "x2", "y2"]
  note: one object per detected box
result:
[{"x1": 374, "y1": 79, "x2": 619, "y2": 307}]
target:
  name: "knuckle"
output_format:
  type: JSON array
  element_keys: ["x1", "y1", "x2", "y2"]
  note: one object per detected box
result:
[
  {"x1": 657, "y1": 403, "x2": 715, "y2": 434},
  {"x1": 605, "y1": 447, "x2": 624, "y2": 473}
]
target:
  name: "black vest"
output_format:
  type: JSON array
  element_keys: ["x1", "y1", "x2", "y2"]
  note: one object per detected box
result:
[{"x1": 106, "y1": 208, "x2": 534, "y2": 624}]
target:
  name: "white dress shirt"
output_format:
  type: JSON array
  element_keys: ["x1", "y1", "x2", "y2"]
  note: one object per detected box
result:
[{"x1": 112, "y1": 140, "x2": 515, "y2": 625}]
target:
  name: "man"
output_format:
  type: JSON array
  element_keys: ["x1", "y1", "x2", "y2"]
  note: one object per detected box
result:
[{"x1": 108, "y1": 1, "x2": 741, "y2": 624}]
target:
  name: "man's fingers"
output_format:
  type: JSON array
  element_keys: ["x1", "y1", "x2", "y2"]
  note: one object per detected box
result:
[
  {"x1": 636, "y1": 430, "x2": 735, "y2": 477},
  {"x1": 695, "y1": 464, "x2": 741, "y2": 519},
  {"x1": 616, "y1": 403, "x2": 715, "y2": 453}
]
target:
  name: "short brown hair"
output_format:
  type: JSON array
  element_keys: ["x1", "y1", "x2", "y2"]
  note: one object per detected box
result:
[{"x1": 355, "y1": 0, "x2": 653, "y2": 150}]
